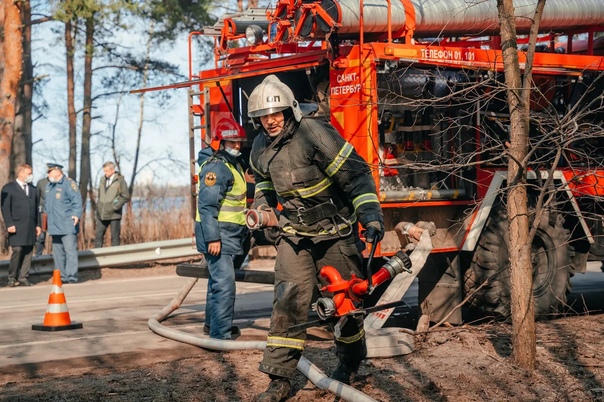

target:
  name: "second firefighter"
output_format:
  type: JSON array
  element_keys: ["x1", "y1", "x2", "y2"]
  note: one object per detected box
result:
[{"x1": 195, "y1": 117, "x2": 250, "y2": 340}]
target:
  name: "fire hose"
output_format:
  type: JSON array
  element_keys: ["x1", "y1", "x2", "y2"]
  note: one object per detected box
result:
[
  {"x1": 149, "y1": 212, "x2": 423, "y2": 400},
  {"x1": 148, "y1": 277, "x2": 380, "y2": 402}
]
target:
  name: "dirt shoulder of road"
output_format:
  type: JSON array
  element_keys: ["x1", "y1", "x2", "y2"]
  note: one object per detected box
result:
[{"x1": 1, "y1": 261, "x2": 603, "y2": 402}]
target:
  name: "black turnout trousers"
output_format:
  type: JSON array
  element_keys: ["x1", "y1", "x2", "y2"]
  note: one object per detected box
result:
[{"x1": 259, "y1": 234, "x2": 367, "y2": 379}]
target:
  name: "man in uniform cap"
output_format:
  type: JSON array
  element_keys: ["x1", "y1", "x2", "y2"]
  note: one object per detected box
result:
[{"x1": 45, "y1": 163, "x2": 83, "y2": 283}]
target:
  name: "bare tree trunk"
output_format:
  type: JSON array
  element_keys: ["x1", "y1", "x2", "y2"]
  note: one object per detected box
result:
[
  {"x1": 110, "y1": 94, "x2": 123, "y2": 171},
  {"x1": 129, "y1": 23, "x2": 153, "y2": 198},
  {"x1": 65, "y1": 19, "x2": 78, "y2": 179},
  {"x1": 498, "y1": 0, "x2": 543, "y2": 371},
  {"x1": 0, "y1": 0, "x2": 24, "y2": 253},
  {"x1": 79, "y1": 15, "x2": 95, "y2": 244},
  {"x1": 13, "y1": 0, "x2": 33, "y2": 168}
]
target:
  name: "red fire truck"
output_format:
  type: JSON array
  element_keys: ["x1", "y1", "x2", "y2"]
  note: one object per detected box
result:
[{"x1": 157, "y1": 0, "x2": 604, "y2": 323}]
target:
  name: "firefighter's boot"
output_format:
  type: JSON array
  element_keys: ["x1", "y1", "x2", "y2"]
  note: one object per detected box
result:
[
  {"x1": 255, "y1": 377, "x2": 291, "y2": 402},
  {"x1": 331, "y1": 328, "x2": 365, "y2": 385},
  {"x1": 330, "y1": 362, "x2": 356, "y2": 385}
]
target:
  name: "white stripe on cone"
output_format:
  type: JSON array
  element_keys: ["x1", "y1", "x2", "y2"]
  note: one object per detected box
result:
[
  {"x1": 47, "y1": 304, "x2": 69, "y2": 313},
  {"x1": 51, "y1": 285, "x2": 64, "y2": 294}
]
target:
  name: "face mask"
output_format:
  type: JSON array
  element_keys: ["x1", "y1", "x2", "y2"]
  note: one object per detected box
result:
[
  {"x1": 25, "y1": 174, "x2": 33, "y2": 184},
  {"x1": 225, "y1": 147, "x2": 241, "y2": 158}
]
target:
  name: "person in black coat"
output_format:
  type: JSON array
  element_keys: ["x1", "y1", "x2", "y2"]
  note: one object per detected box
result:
[{"x1": 1, "y1": 164, "x2": 41, "y2": 287}]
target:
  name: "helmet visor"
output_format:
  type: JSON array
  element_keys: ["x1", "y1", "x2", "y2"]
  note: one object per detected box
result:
[{"x1": 248, "y1": 105, "x2": 289, "y2": 118}]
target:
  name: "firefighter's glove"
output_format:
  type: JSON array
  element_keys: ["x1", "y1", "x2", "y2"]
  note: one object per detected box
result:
[
  {"x1": 364, "y1": 221, "x2": 385, "y2": 243},
  {"x1": 251, "y1": 226, "x2": 281, "y2": 246}
]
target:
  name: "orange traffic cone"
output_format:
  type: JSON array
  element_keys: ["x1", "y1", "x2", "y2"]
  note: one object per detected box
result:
[{"x1": 32, "y1": 270, "x2": 83, "y2": 331}]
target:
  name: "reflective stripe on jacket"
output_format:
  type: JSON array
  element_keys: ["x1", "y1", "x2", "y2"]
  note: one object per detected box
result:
[
  {"x1": 217, "y1": 163, "x2": 246, "y2": 225},
  {"x1": 250, "y1": 117, "x2": 383, "y2": 241}
]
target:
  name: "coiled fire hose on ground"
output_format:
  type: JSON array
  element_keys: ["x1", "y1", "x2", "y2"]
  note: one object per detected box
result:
[
  {"x1": 148, "y1": 277, "x2": 379, "y2": 402},
  {"x1": 149, "y1": 216, "x2": 432, "y2": 401}
]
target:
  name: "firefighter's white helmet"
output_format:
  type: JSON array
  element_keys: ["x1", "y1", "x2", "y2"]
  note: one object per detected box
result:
[{"x1": 247, "y1": 75, "x2": 303, "y2": 122}]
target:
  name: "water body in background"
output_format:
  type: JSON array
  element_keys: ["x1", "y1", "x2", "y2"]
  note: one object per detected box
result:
[
  {"x1": 129, "y1": 196, "x2": 188, "y2": 212},
  {"x1": 85, "y1": 196, "x2": 188, "y2": 213}
]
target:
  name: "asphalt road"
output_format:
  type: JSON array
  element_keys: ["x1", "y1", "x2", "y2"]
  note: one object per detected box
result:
[
  {"x1": 0, "y1": 261, "x2": 602, "y2": 370},
  {"x1": 0, "y1": 271, "x2": 274, "y2": 368}
]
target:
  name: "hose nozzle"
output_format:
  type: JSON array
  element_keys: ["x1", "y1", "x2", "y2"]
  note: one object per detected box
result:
[
  {"x1": 245, "y1": 208, "x2": 279, "y2": 230},
  {"x1": 382, "y1": 251, "x2": 413, "y2": 276}
]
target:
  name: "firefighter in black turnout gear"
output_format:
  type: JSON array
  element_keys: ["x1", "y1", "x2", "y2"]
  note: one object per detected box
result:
[{"x1": 248, "y1": 75, "x2": 385, "y2": 402}]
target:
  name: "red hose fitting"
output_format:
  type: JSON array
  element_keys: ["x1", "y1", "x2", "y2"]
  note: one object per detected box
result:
[
  {"x1": 317, "y1": 266, "x2": 357, "y2": 318},
  {"x1": 350, "y1": 268, "x2": 394, "y2": 298},
  {"x1": 316, "y1": 251, "x2": 412, "y2": 319},
  {"x1": 319, "y1": 265, "x2": 350, "y2": 292}
]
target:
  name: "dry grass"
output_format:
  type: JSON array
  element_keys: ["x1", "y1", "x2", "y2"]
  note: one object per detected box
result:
[
  {"x1": 84, "y1": 200, "x2": 193, "y2": 249},
  {"x1": 121, "y1": 202, "x2": 193, "y2": 244},
  {"x1": 85, "y1": 184, "x2": 194, "y2": 248}
]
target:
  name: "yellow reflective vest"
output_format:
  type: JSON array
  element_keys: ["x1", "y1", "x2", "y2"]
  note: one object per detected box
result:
[{"x1": 196, "y1": 158, "x2": 246, "y2": 226}]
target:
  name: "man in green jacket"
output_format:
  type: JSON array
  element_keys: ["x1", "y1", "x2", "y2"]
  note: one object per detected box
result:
[{"x1": 95, "y1": 161, "x2": 130, "y2": 247}]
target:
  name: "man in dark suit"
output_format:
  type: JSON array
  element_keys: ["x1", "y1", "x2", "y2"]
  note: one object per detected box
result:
[{"x1": 1, "y1": 163, "x2": 41, "y2": 287}]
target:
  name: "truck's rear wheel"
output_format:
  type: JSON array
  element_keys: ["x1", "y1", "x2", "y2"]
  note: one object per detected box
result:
[{"x1": 464, "y1": 207, "x2": 573, "y2": 319}]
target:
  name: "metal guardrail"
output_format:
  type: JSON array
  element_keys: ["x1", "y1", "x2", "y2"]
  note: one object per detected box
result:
[{"x1": 0, "y1": 238, "x2": 200, "y2": 278}]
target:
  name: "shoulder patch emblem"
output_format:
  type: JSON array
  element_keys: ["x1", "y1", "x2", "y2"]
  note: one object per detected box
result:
[
  {"x1": 204, "y1": 172, "x2": 217, "y2": 187},
  {"x1": 70, "y1": 181, "x2": 78, "y2": 191}
]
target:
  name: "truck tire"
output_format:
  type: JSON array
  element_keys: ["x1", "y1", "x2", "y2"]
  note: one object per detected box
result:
[{"x1": 464, "y1": 207, "x2": 573, "y2": 319}]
